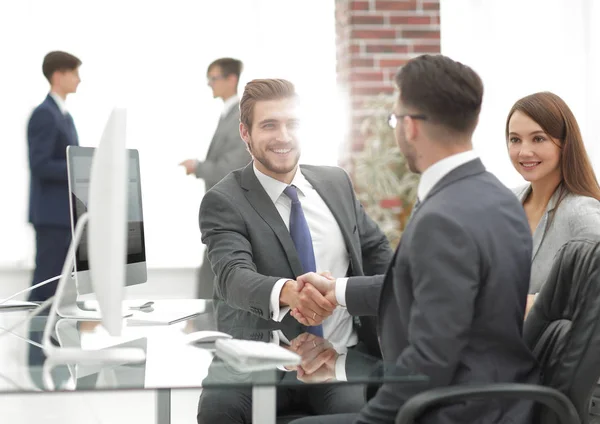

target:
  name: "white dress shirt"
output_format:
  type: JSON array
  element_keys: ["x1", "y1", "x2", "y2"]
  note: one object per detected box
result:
[
  {"x1": 335, "y1": 149, "x2": 480, "y2": 307},
  {"x1": 49, "y1": 92, "x2": 68, "y2": 115},
  {"x1": 221, "y1": 94, "x2": 239, "y2": 117},
  {"x1": 253, "y1": 165, "x2": 358, "y2": 354}
]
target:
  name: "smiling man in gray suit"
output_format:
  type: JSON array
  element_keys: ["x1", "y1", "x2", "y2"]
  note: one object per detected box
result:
[
  {"x1": 197, "y1": 79, "x2": 393, "y2": 423},
  {"x1": 180, "y1": 58, "x2": 251, "y2": 298},
  {"x1": 291, "y1": 55, "x2": 540, "y2": 424}
]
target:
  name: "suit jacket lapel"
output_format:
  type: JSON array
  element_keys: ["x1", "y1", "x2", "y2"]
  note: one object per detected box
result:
[
  {"x1": 377, "y1": 159, "x2": 487, "y2": 321},
  {"x1": 421, "y1": 159, "x2": 486, "y2": 206},
  {"x1": 516, "y1": 184, "x2": 559, "y2": 262},
  {"x1": 240, "y1": 164, "x2": 304, "y2": 277},
  {"x1": 300, "y1": 166, "x2": 361, "y2": 272}
]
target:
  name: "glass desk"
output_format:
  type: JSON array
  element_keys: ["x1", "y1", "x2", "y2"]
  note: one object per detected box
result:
[{"x1": 0, "y1": 300, "x2": 427, "y2": 424}]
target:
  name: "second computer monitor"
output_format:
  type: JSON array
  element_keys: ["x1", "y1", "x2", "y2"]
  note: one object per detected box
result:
[{"x1": 66, "y1": 146, "x2": 147, "y2": 295}]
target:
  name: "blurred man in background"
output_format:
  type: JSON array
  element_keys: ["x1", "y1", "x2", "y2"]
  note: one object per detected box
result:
[
  {"x1": 27, "y1": 50, "x2": 81, "y2": 302},
  {"x1": 179, "y1": 57, "x2": 251, "y2": 299}
]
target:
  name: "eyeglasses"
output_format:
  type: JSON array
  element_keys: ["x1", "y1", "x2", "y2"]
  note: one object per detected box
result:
[
  {"x1": 207, "y1": 75, "x2": 226, "y2": 85},
  {"x1": 387, "y1": 113, "x2": 428, "y2": 129}
]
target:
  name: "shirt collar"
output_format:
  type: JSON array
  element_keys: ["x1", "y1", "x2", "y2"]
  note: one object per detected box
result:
[
  {"x1": 49, "y1": 92, "x2": 68, "y2": 115},
  {"x1": 417, "y1": 150, "x2": 479, "y2": 201},
  {"x1": 221, "y1": 94, "x2": 239, "y2": 117},
  {"x1": 253, "y1": 164, "x2": 312, "y2": 204}
]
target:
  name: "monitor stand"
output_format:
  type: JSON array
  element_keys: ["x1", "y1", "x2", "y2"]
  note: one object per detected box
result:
[
  {"x1": 42, "y1": 213, "x2": 146, "y2": 391},
  {"x1": 56, "y1": 274, "x2": 133, "y2": 320}
]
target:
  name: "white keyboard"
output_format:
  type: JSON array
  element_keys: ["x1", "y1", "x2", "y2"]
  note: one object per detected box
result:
[{"x1": 215, "y1": 339, "x2": 300, "y2": 371}]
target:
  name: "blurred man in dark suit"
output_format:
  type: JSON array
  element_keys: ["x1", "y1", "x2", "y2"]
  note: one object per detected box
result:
[{"x1": 27, "y1": 51, "x2": 81, "y2": 302}]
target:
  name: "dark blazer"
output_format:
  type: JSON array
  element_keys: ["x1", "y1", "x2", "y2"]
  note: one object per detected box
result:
[
  {"x1": 199, "y1": 163, "x2": 393, "y2": 356},
  {"x1": 27, "y1": 94, "x2": 79, "y2": 228},
  {"x1": 345, "y1": 159, "x2": 539, "y2": 424}
]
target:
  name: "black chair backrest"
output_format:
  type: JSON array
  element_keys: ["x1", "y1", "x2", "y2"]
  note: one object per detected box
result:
[{"x1": 524, "y1": 238, "x2": 600, "y2": 424}]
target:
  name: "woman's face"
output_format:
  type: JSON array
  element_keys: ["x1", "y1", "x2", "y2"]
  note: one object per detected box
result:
[{"x1": 507, "y1": 111, "x2": 562, "y2": 184}]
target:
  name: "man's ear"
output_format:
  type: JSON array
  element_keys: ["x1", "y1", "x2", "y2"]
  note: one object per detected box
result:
[
  {"x1": 240, "y1": 122, "x2": 252, "y2": 153},
  {"x1": 240, "y1": 122, "x2": 250, "y2": 143},
  {"x1": 403, "y1": 116, "x2": 417, "y2": 143}
]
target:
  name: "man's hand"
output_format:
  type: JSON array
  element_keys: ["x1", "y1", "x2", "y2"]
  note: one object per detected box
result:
[
  {"x1": 280, "y1": 280, "x2": 335, "y2": 326},
  {"x1": 292, "y1": 272, "x2": 337, "y2": 325},
  {"x1": 179, "y1": 159, "x2": 198, "y2": 175},
  {"x1": 290, "y1": 333, "x2": 338, "y2": 383}
]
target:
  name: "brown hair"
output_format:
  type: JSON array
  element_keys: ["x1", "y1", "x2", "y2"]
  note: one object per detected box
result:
[
  {"x1": 239, "y1": 79, "x2": 297, "y2": 132},
  {"x1": 506, "y1": 91, "x2": 600, "y2": 204},
  {"x1": 42, "y1": 51, "x2": 81, "y2": 83},
  {"x1": 207, "y1": 58, "x2": 243, "y2": 80},
  {"x1": 395, "y1": 54, "x2": 483, "y2": 135}
]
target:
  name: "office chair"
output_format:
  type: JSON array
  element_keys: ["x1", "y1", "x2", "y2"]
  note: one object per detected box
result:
[{"x1": 395, "y1": 238, "x2": 600, "y2": 424}]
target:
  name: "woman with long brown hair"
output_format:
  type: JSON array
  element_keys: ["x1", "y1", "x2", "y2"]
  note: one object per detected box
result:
[{"x1": 506, "y1": 91, "x2": 600, "y2": 316}]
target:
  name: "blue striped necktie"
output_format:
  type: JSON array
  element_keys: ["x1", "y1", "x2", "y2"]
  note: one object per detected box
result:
[{"x1": 283, "y1": 185, "x2": 323, "y2": 337}]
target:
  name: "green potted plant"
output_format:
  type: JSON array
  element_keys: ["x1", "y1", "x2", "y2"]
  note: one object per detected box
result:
[{"x1": 351, "y1": 95, "x2": 420, "y2": 248}]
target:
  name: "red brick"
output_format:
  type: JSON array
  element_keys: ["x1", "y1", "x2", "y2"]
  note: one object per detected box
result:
[
  {"x1": 422, "y1": 1, "x2": 440, "y2": 11},
  {"x1": 389, "y1": 15, "x2": 431, "y2": 25},
  {"x1": 431, "y1": 14, "x2": 441, "y2": 25},
  {"x1": 401, "y1": 29, "x2": 440, "y2": 39},
  {"x1": 351, "y1": 1, "x2": 370, "y2": 11},
  {"x1": 375, "y1": 1, "x2": 417, "y2": 11},
  {"x1": 378, "y1": 58, "x2": 409, "y2": 68},
  {"x1": 349, "y1": 44, "x2": 362, "y2": 54},
  {"x1": 350, "y1": 57, "x2": 375, "y2": 67},
  {"x1": 351, "y1": 29, "x2": 397, "y2": 39},
  {"x1": 351, "y1": 85, "x2": 395, "y2": 96},
  {"x1": 349, "y1": 71, "x2": 385, "y2": 82},
  {"x1": 385, "y1": 69, "x2": 400, "y2": 81},
  {"x1": 350, "y1": 14, "x2": 385, "y2": 25},
  {"x1": 412, "y1": 43, "x2": 441, "y2": 53},
  {"x1": 365, "y1": 44, "x2": 410, "y2": 54}
]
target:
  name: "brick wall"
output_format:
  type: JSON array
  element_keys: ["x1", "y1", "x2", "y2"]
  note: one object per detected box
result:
[{"x1": 335, "y1": 0, "x2": 440, "y2": 157}]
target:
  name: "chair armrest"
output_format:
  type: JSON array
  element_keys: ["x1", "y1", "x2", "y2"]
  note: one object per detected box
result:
[{"x1": 394, "y1": 383, "x2": 580, "y2": 424}]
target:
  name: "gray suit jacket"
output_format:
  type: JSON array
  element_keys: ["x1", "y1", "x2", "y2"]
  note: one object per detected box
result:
[
  {"x1": 345, "y1": 159, "x2": 539, "y2": 424},
  {"x1": 199, "y1": 163, "x2": 393, "y2": 355},
  {"x1": 513, "y1": 184, "x2": 600, "y2": 294},
  {"x1": 194, "y1": 105, "x2": 251, "y2": 191},
  {"x1": 196, "y1": 105, "x2": 252, "y2": 298}
]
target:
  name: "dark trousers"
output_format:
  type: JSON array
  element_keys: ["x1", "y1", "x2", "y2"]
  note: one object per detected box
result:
[
  {"x1": 29, "y1": 225, "x2": 71, "y2": 302},
  {"x1": 197, "y1": 382, "x2": 366, "y2": 424}
]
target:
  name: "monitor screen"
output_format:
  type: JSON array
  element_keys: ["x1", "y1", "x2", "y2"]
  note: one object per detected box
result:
[{"x1": 67, "y1": 147, "x2": 146, "y2": 273}]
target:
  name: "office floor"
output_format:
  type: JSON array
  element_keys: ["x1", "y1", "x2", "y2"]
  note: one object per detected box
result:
[{"x1": 0, "y1": 267, "x2": 204, "y2": 424}]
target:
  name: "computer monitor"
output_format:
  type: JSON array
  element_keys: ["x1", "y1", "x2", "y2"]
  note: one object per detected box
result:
[
  {"x1": 66, "y1": 146, "x2": 147, "y2": 295},
  {"x1": 42, "y1": 108, "x2": 146, "y2": 371}
]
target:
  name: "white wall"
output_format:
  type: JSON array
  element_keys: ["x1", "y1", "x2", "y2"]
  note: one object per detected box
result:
[
  {"x1": 440, "y1": 0, "x2": 600, "y2": 188},
  {"x1": 0, "y1": 0, "x2": 341, "y2": 270}
]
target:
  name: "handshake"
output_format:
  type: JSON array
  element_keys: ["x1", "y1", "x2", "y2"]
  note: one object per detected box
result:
[{"x1": 279, "y1": 272, "x2": 339, "y2": 326}]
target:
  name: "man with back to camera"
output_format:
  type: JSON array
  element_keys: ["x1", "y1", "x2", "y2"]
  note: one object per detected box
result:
[
  {"x1": 27, "y1": 51, "x2": 81, "y2": 302},
  {"x1": 196, "y1": 78, "x2": 393, "y2": 423},
  {"x1": 290, "y1": 54, "x2": 540, "y2": 424},
  {"x1": 179, "y1": 57, "x2": 251, "y2": 299}
]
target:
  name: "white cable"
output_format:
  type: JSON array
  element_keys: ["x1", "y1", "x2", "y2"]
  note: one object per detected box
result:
[
  {"x1": 0, "y1": 275, "x2": 62, "y2": 305},
  {"x1": 0, "y1": 371, "x2": 32, "y2": 391},
  {"x1": 0, "y1": 296, "x2": 54, "y2": 340},
  {"x1": 1, "y1": 327, "x2": 43, "y2": 349},
  {"x1": 42, "y1": 213, "x2": 88, "y2": 351}
]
